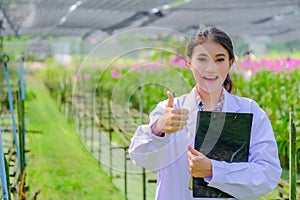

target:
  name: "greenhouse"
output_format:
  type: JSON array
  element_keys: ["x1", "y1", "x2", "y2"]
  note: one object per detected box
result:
[{"x1": 0, "y1": 0, "x2": 299, "y2": 199}]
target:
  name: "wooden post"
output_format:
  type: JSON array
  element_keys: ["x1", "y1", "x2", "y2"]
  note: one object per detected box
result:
[{"x1": 289, "y1": 112, "x2": 296, "y2": 200}]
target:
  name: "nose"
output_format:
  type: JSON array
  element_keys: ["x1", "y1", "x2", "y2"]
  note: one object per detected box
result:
[{"x1": 206, "y1": 60, "x2": 217, "y2": 72}]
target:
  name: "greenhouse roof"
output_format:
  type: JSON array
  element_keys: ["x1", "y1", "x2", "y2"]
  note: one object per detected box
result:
[{"x1": 1, "y1": 0, "x2": 300, "y2": 42}]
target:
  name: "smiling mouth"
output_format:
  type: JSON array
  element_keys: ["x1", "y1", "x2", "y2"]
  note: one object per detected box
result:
[{"x1": 203, "y1": 76, "x2": 218, "y2": 80}]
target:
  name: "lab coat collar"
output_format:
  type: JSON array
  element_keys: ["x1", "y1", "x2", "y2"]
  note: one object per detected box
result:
[{"x1": 183, "y1": 87, "x2": 241, "y2": 113}]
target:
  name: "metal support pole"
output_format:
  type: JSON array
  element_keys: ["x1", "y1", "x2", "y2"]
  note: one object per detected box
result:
[
  {"x1": 2, "y1": 55, "x2": 21, "y2": 173},
  {"x1": 77, "y1": 77, "x2": 82, "y2": 130},
  {"x1": 90, "y1": 77, "x2": 95, "y2": 154},
  {"x1": 97, "y1": 89, "x2": 102, "y2": 165},
  {"x1": 16, "y1": 91, "x2": 25, "y2": 176},
  {"x1": 107, "y1": 94, "x2": 113, "y2": 177},
  {"x1": 142, "y1": 168, "x2": 146, "y2": 200},
  {"x1": 83, "y1": 92, "x2": 87, "y2": 143},
  {"x1": 19, "y1": 56, "x2": 26, "y2": 166},
  {"x1": 67, "y1": 78, "x2": 72, "y2": 122},
  {"x1": 124, "y1": 147, "x2": 128, "y2": 200},
  {"x1": 139, "y1": 85, "x2": 147, "y2": 200},
  {"x1": 289, "y1": 112, "x2": 296, "y2": 200},
  {"x1": 0, "y1": 128, "x2": 10, "y2": 200}
]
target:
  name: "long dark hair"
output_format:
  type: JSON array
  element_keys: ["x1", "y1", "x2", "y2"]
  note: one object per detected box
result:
[{"x1": 187, "y1": 26, "x2": 235, "y2": 93}]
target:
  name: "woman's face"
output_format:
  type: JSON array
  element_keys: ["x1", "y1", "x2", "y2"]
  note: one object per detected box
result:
[{"x1": 188, "y1": 40, "x2": 234, "y2": 94}]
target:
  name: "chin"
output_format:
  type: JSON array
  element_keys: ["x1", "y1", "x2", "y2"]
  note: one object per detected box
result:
[{"x1": 198, "y1": 84, "x2": 222, "y2": 94}]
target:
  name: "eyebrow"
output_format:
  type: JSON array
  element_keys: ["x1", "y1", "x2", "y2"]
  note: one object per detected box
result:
[
  {"x1": 215, "y1": 53, "x2": 226, "y2": 57},
  {"x1": 197, "y1": 53, "x2": 208, "y2": 57},
  {"x1": 196, "y1": 53, "x2": 226, "y2": 57}
]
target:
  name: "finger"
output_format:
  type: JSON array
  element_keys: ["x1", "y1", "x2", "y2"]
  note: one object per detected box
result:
[
  {"x1": 167, "y1": 91, "x2": 174, "y2": 108},
  {"x1": 171, "y1": 108, "x2": 189, "y2": 115},
  {"x1": 174, "y1": 125, "x2": 185, "y2": 132},
  {"x1": 169, "y1": 120, "x2": 188, "y2": 127},
  {"x1": 188, "y1": 145, "x2": 201, "y2": 156},
  {"x1": 187, "y1": 150, "x2": 193, "y2": 160},
  {"x1": 169, "y1": 114, "x2": 189, "y2": 121},
  {"x1": 187, "y1": 152, "x2": 197, "y2": 168},
  {"x1": 178, "y1": 121, "x2": 188, "y2": 129}
]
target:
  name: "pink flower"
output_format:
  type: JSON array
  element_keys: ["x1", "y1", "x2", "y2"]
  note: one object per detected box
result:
[
  {"x1": 132, "y1": 63, "x2": 140, "y2": 69},
  {"x1": 170, "y1": 57, "x2": 177, "y2": 66},
  {"x1": 287, "y1": 58, "x2": 300, "y2": 71},
  {"x1": 111, "y1": 69, "x2": 121, "y2": 78},
  {"x1": 83, "y1": 73, "x2": 91, "y2": 80},
  {"x1": 240, "y1": 57, "x2": 251, "y2": 70},
  {"x1": 74, "y1": 74, "x2": 81, "y2": 82},
  {"x1": 170, "y1": 54, "x2": 188, "y2": 69},
  {"x1": 238, "y1": 57, "x2": 298, "y2": 74},
  {"x1": 252, "y1": 61, "x2": 261, "y2": 73},
  {"x1": 273, "y1": 59, "x2": 281, "y2": 74},
  {"x1": 261, "y1": 59, "x2": 272, "y2": 71},
  {"x1": 295, "y1": 59, "x2": 300, "y2": 67}
]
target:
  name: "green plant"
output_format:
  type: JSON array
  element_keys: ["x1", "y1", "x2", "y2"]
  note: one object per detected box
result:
[{"x1": 233, "y1": 69, "x2": 300, "y2": 171}]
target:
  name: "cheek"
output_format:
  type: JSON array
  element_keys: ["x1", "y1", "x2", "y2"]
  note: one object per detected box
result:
[
  {"x1": 191, "y1": 65, "x2": 203, "y2": 75},
  {"x1": 191, "y1": 68, "x2": 205, "y2": 85},
  {"x1": 218, "y1": 63, "x2": 230, "y2": 76},
  {"x1": 219, "y1": 67, "x2": 228, "y2": 75},
  {"x1": 191, "y1": 67, "x2": 202, "y2": 79}
]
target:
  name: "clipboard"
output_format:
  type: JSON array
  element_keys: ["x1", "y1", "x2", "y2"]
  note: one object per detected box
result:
[{"x1": 191, "y1": 111, "x2": 253, "y2": 198}]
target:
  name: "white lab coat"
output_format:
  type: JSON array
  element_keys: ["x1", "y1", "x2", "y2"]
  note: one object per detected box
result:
[{"x1": 129, "y1": 88, "x2": 282, "y2": 200}]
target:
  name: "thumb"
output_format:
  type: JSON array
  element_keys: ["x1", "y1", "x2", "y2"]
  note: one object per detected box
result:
[
  {"x1": 167, "y1": 91, "x2": 174, "y2": 108},
  {"x1": 188, "y1": 145, "x2": 201, "y2": 156}
]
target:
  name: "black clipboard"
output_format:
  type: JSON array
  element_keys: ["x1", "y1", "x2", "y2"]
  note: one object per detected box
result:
[{"x1": 192, "y1": 111, "x2": 253, "y2": 198}]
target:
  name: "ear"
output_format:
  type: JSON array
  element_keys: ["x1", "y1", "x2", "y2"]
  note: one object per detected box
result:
[
  {"x1": 186, "y1": 57, "x2": 192, "y2": 68},
  {"x1": 229, "y1": 58, "x2": 235, "y2": 69}
]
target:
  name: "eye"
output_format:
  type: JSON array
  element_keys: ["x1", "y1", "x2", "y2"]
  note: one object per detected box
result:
[
  {"x1": 216, "y1": 58, "x2": 225, "y2": 62},
  {"x1": 198, "y1": 57, "x2": 207, "y2": 62}
]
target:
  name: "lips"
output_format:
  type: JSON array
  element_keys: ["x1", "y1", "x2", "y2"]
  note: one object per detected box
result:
[{"x1": 203, "y1": 76, "x2": 218, "y2": 80}]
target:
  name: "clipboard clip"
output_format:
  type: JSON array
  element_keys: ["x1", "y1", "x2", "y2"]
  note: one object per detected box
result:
[{"x1": 199, "y1": 101, "x2": 205, "y2": 111}]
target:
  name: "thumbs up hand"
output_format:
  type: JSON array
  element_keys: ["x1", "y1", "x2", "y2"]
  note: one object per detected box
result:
[
  {"x1": 155, "y1": 91, "x2": 189, "y2": 134},
  {"x1": 167, "y1": 91, "x2": 174, "y2": 108}
]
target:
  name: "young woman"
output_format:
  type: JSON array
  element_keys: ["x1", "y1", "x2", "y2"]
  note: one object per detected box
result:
[{"x1": 129, "y1": 26, "x2": 282, "y2": 200}]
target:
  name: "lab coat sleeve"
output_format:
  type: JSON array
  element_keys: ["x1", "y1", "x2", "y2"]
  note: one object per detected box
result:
[
  {"x1": 204, "y1": 103, "x2": 282, "y2": 200},
  {"x1": 129, "y1": 100, "x2": 173, "y2": 171}
]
